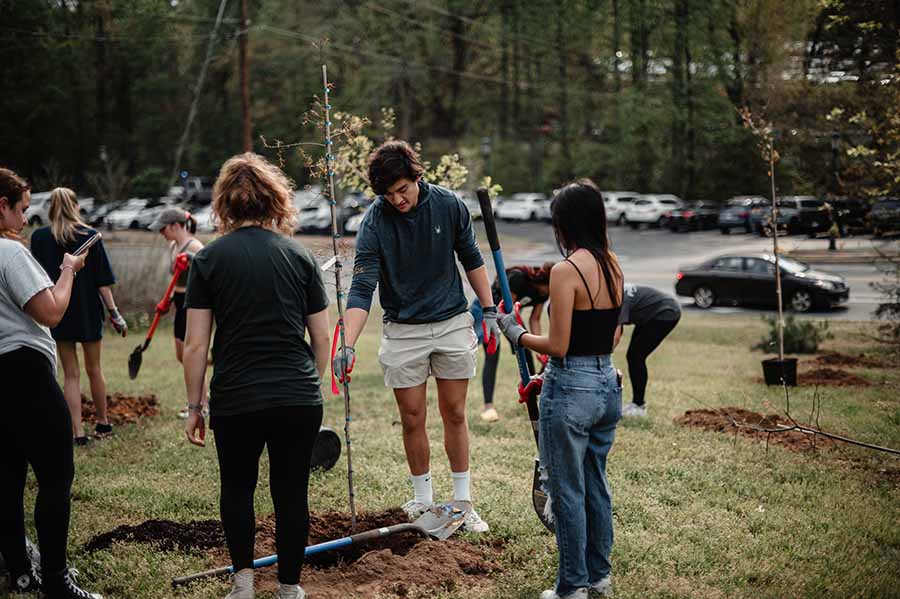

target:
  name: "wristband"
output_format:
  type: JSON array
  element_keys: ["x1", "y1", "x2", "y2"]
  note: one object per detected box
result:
[
  {"x1": 60, "y1": 264, "x2": 76, "y2": 277},
  {"x1": 187, "y1": 403, "x2": 204, "y2": 414}
]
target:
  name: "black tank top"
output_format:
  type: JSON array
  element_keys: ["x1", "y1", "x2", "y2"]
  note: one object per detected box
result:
[{"x1": 566, "y1": 258, "x2": 621, "y2": 356}]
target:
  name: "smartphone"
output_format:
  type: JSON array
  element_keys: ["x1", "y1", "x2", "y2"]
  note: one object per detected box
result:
[{"x1": 73, "y1": 233, "x2": 101, "y2": 257}]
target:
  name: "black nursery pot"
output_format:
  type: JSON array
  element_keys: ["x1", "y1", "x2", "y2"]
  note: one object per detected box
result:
[
  {"x1": 310, "y1": 426, "x2": 342, "y2": 471},
  {"x1": 761, "y1": 357, "x2": 798, "y2": 387}
]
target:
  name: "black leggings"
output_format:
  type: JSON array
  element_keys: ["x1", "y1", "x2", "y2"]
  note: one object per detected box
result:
[
  {"x1": 482, "y1": 339, "x2": 535, "y2": 405},
  {"x1": 626, "y1": 316, "x2": 680, "y2": 406},
  {"x1": 211, "y1": 405, "x2": 323, "y2": 585},
  {"x1": 0, "y1": 348, "x2": 74, "y2": 578}
]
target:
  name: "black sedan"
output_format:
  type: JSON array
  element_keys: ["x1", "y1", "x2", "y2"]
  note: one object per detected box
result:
[
  {"x1": 675, "y1": 254, "x2": 849, "y2": 312},
  {"x1": 667, "y1": 202, "x2": 719, "y2": 232}
]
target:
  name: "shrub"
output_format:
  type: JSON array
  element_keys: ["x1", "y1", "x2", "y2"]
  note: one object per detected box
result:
[{"x1": 754, "y1": 314, "x2": 832, "y2": 354}]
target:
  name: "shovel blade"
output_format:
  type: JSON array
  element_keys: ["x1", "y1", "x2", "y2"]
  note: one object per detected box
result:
[
  {"x1": 413, "y1": 500, "x2": 471, "y2": 540},
  {"x1": 128, "y1": 346, "x2": 143, "y2": 380}
]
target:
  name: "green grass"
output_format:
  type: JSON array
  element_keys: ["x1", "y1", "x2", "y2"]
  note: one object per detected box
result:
[{"x1": 16, "y1": 313, "x2": 900, "y2": 599}]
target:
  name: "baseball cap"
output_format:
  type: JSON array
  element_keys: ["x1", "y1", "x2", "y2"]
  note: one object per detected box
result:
[{"x1": 149, "y1": 207, "x2": 190, "y2": 232}]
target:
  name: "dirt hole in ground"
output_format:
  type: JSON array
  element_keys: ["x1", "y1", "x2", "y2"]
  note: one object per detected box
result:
[
  {"x1": 81, "y1": 392, "x2": 159, "y2": 424},
  {"x1": 812, "y1": 352, "x2": 896, "y2": 369},
  {"x1": 84, "y1": 508, "x2": 503, "y2": 598},
  {"x1": 798, "y1": 367, "x2": 872, "y2": 387},
  {"x1": 677, "y1": 407, "x2": 835, "y2": 452}
]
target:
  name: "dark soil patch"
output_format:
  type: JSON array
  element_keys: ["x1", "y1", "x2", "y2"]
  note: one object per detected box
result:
[
  {"x1": 798, "y1": 368, "x2": 872, "y2": 387},
  {"x1": 84, "y1": 508, "x2": 503, "y2": 598},
  {"x1": 84, "y1": 519, "x2": 223, "y2": 553},
  {"x1": 812, "y1": 352, "x2": 896, "y2": 369},
  {"x1": 81, "y1": 392, "x2": 159, "y2": 424},
  {"x1": 677, "y1": 407, "x2": 835, "y2": 452}
]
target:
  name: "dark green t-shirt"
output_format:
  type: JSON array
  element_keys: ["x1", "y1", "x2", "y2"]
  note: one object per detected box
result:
[{"x1": 184, "y1": 227, "x2": 329, "y2": 416}]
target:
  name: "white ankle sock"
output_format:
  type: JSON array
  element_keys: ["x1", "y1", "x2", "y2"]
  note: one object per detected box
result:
[
  {"x1": 411, "y1": 472, "x2": 433, "y2": 504},
  {"x1": 451, "y1": 470, "x2": 471, "y2": 502}
]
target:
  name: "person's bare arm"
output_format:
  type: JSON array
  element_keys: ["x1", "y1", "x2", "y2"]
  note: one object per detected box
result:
[
  {"x1": 518, "y1": 264, "x2": 575, "y2": 357},
  {"x1": 529, "y1": 302, "x2": 545, "y2": 336},
  {"x1": 343, "y1": 307, "x2": 370, "y2": 347},
  {"x1": 307, "y1": 308, "x2": 331, "y2": 378},
  {"x1": 465, "y1": 265, "x2": 495, "y2": 308},
  {"x1": 183, "y1": 308, "x2": 213, "y2": 446},
  {"x1": 23, "y1": 253, "x2": 84, "y2": 327}
]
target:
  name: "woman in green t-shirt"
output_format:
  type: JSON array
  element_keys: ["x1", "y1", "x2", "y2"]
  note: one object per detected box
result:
[{"x1": 182, "y1": 153, "x2": 331, "y2": 599}]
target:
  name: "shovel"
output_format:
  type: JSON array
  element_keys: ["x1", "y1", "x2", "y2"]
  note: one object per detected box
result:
[
  {"x1": 171, "y1": 500, "x2": 472, "y2": 587},
  {"x1": 128, "y1": 254, "x2": 190, "y2": 379},
  {"x1": 477, "y1": 188, "x2": 554, "y2": 533}
]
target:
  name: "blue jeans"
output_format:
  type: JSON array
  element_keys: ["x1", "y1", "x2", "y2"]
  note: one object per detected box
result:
[{"x1": 540, "y1": 355, "x2": 621, "y2": 595}]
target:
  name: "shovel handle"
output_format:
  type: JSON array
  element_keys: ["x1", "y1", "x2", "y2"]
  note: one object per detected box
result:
[{"x1": 172, "y1": 564, "x2": 233, "y2": 587}]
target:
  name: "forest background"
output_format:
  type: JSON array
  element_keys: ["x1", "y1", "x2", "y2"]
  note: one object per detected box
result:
[{"x1": 1, "y1": 0, "x2": 897, "y2": 202}]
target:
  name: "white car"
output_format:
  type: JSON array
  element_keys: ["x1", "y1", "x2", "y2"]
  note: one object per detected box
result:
[
  {"x1": 625, "y1": 194, "x2": 684, "y2": 228},
  {"x1": 105, "y1": 198, "x2": 170, "y2": 230},
  {"x1": 602, "y1": 191, "x2": 640, "y2": 226},
  {"x1": 25, "y1": 192, "x2": 94, "y2": 227},
  {"x1": 191, "y1": 204, "x2": 217, "y2": 233},
  {"x1": 495, "y1": 193, "x2": 549, "y2": 221},
  {"x1": 456, "y1": 190, "x2": 482, "y2": 220}
]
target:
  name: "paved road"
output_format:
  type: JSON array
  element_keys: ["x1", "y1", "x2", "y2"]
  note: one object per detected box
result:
[{"x1": 492, "y1": 220, "x2": 887, "y2": 321}]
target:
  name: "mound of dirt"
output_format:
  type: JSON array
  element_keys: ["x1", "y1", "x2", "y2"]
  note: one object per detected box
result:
[
  {"x1": 84, "y1": 519, "x2": 223, "y2": 553},
  {"x1": 677, "y1": 407, "x2": 834, "y2": 452},
  {"x1": 798, "y1": 368, "x2": 872, "y2": 387},
  {"x1": 813, "y1": 352, "x2": 895, "y2": 369},
  {"x1": 81, "y1": 392, "x2": 159, "y2": 424},
  {"x1": 84, "y1": 508, "x2": 503, "y2": 598}
]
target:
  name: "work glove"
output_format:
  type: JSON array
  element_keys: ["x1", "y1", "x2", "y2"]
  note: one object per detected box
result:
[
  {"x1": 481, "y1": 305, "x2": 501, "y2": 355},
  {"x1": 498, "y1": 312, "x2": 527, "y2": 351},
  {"x1": 333, "y1": 346, "x2": 356, "y2": 384},
  {"x1": 109, "y1": 308, "x2": 128, "y2": 337}
]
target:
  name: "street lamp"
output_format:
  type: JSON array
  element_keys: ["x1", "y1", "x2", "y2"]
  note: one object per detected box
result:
[
  {"x1": 481, "y1": 136, "x2": 492, "y2": 176},
  {"x1": 830, "y1": 131, "x2": 840, "y2": 193}
]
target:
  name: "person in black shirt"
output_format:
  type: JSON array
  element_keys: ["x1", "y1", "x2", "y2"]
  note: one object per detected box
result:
[
  {"x1": 183, "y1": 153, "x2": 331, "y2": 599},
  {"x1": 30, "y1": 187, "x2": 126, "y2": 445},
  {"x1": 470, "y1": 263, "x2": 552, "y2": 422}
]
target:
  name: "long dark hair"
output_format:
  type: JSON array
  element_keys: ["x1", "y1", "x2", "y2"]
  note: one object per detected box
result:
[{"x1": 550, "y1": 179, "x2": 620, "y2": 304}]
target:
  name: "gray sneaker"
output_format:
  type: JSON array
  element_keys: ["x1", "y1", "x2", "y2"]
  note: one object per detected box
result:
[
  {"x1": 401, "y1": 499, "x2": 432, "y2": 520},
  {"x1": 589, "y1": 575, "x2": 613, "y2": 597},
  {"x1": 224, "y1": 568, "x2": 254, "y2": 599},
  {"x1": 275, "y1": 583, "x2": 306, "y2": 599},
  {"x1": 621, "y1": 402, "x2": 647, "y2": 418},
  {"x1": 539, "y1": 589, "x2": 588, "y2": 599}
]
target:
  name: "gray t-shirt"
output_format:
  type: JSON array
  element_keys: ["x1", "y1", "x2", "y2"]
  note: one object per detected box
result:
[
  {"x1": 619, "y1": 283, "x2": 681, "y2": 326},
  {"x1": 0, "y1": 238, "x2": 57, "y2": 372}
]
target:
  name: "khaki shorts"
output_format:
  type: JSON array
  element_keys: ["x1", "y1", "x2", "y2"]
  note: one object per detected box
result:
[{"x1": 378, "y1": 311, "x2": 478, "y2": 389}]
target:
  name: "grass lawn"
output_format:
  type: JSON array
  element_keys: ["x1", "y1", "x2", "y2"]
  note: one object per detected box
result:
[{"x1": 15, "y1": 312, "x2": 900, "y2": 599}]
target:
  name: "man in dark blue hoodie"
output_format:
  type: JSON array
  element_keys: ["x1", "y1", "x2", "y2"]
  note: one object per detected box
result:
[{"x1": 334, "y1": 141, "x2": 498, "y2": 532}]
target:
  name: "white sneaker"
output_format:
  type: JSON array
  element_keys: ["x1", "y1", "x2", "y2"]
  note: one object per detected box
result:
[
  {"x1": 481, "y1": 407, "x2": 500, "y2": 422},
  {"x1": 401, "y1": 499, "x2": 432, "y2": 520},
  {"x1": 622, "y1": 402, "x2": 647, "y2": 418},
  {"x1": 276, "y1": 583, "x2": 306, "y2": 599},
  {"x1": 589, "y1": 575, "x2": 613, "y2": 597},
  {"x1": 539, "y1": 588, "x2": 589, "y2": 599},
  {"x1": 224, "y1": 568, "x2": 254, "y2": 599},
  {"x1": 461, "y1": 508, "x2": 490, "y2": 533}
]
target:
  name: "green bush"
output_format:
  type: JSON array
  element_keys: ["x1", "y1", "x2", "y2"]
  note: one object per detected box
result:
[
  {"x1": 753, "y1": 314, "x2": 832, "y2": 354},
  {"x1": 129, "y1": 166, "x2": 169, "y2": 199}
]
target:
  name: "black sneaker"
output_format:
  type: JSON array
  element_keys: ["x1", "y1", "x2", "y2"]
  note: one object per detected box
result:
[
  {"x1": 73, "y1": 436, "x2": 92, "y2": 447},
  {"x1": 9, "y1": 563, "x2": 41, "y2": 593},
  {"x1": 93, "y1": 423, "x2": 113, "y2": 439},
  {"x1": 42, "y1": 569, "x2": 102, "y2": 599}
]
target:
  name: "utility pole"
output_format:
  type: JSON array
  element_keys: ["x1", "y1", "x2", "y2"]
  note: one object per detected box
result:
[{"x1": 239, "y1": 0, "x2": 252, "y2": 152}]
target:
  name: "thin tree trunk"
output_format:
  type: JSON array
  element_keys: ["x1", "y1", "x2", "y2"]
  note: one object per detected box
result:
[
  {"x1": 239, "y1": 0, "x2": 252, "y2": 152},
  {"x1": 556, "y1": 2, "x2": 572, "y2": 178},
  {"x1": 612, "y1": 0, "x2": 622, "y2": 92}
]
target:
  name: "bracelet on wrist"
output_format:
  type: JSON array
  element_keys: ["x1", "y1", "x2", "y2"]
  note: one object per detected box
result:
[
  {"x1": 187, "y1": 403, "x2": 204, "y2": 413},
  {"x1": 60, "y1": 264, "x2": 75, "y2": 277}
]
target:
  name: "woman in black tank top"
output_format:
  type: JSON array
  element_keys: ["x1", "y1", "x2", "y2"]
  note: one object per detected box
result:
[{"x1": 499, "y1": 180, "x2": 624, "y2": 599}]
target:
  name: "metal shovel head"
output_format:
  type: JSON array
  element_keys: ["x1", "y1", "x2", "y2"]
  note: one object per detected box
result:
[
  {"x1": 127, "y1": 345, "x2": 144, "y2": 380},
  {"x1": 412, "y1": 500, "x2": 472, "y2": 540}
]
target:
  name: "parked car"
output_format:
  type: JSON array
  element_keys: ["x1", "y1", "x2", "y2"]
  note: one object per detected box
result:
[
  {"x1": 181, "y1": 176, "x2": 214, "y2": 205},
  {"x1": 675, "y1": 253, "x2": 849, "y2": 312},
  {"x1": 105, "y1": 198, "x2": 171, "y2": 230},
  {"x1": 456, "y1": 190, "x2": 482, "y2": 220},
  {"x1": 866, "y1": 197, "x2": 900, "y2": 237},
  {"x1": 191, "y1": 204, "x2": 217, "y2": 233},
  {"x1": 602, "y1": 190, "x2": 640, "y2": 226},
  {"x1": 495, "y1": 193, "x2": 549, "y2": 221},
  {"x1": 25, "y1": 192, "x2": 94, "y2": 227},
  {"x1": 625, "y1": 194, "x2": 684, "y2": 229},
  {"x1": 718, "y1": 196, "x2": 768, "y2": 234},
  {"x1": 754, "y1": 196, "x2": 824, "y2": 236},
  {"x1": 87, "y1": 200, "x2": 123, "y2": 228},
  {"x1": 667, "y1": 201, "x2": 719, "y2": 232}
]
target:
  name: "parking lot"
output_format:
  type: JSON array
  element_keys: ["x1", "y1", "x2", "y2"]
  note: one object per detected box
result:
[{"x1": 491, "y1": 220, "x2": 890, "y2": 321}]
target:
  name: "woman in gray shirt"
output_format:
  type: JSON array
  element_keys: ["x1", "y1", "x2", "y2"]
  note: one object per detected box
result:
[{"x1": 0, "y1": 167, "x2": 103, "y2": 599}]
